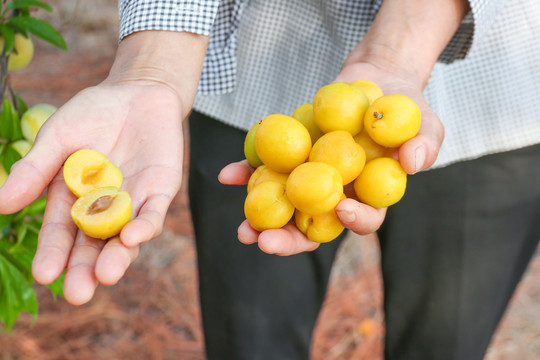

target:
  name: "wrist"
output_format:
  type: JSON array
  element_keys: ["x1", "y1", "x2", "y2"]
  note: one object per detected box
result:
[
  {"x1": 105, "y1": 30, "x2": 208, "y2": 109},
  {"x1": 344, "y1": 0, "x2": 470, "y2": 89}
]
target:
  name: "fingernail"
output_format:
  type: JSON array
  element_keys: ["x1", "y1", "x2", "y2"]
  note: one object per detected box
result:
[
  {"x1": 414, "y1": 146, "x2": 426, "y2": 173},
  {"x1": 337, "y1": 209, "x2": 356, "y2": 224}
]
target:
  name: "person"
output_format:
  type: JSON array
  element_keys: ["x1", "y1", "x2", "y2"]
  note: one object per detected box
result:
[{"x1": 0, "y1": 0, "x2": 538, "y2": 359}]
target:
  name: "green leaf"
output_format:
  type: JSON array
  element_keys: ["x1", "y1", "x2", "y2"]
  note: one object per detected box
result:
[
  {"x1": 12, "y1": 207, "x2": 27, "y2": 223},
  {"x1": 14, "y1": 221, "x2": 27, "y2": 246},
  {"x1": 11, "y1": 108, "x2": 23, "y2": 141},
  {"x1": 0, "y1": 214, "x2": 14, "y2": 233},
  {"x1": 0, "y1": 249, "x2": 38, "y2": 329},
  {"x1": 5, "y1": 0, "x2": 54, "y2": 13},
  {"x1": 0, "y1": 100, "x2": 23, "y2": 140},
  {"x1": 24, "y1": 218, "x2": 43, "y2": 235},
  {"x1": 47, "y1": 270, "x2": 64, "y2": 299},
  {"x1": 16, "y1": 95, "x2": 28, "y2": 116},
  {"x1": 0, "y1": 24, "x2": 15, "y2": 55},
  {"x1": 26, "y1": 196, "x2": 47, "y2": 216},
  {"x1": 8, "y1": 16, "x2": 67, "y2": 51},
  {"x1": 9, "y1": 228, "x2": 38, "y2": 276},
  {"x1": 9, "y1": 106, "x2": 22, "y2": 141},
  {"x1": 0, "y1": 100, "x2": 13, "y2": 140},
  {"x1": 2, "y1": 145, "x2": 22, "y2": 172}
]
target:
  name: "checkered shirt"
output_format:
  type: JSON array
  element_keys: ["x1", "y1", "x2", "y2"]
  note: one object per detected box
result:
[{"x1": 119, "y1": 0, "x2": 540, "y2": 168}]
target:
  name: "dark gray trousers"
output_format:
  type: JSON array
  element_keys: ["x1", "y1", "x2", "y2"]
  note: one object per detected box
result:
[{"x1": 188, "y1": 111, "x2": 540, "y2": 360}]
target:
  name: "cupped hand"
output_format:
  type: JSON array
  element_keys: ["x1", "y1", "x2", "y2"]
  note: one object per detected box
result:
[
  {"x1": 219, "y1": 61, "x2": 444, "y2": 256},
  {"x1": 0, "y1": 80, "x2": 186, "y2": 305}
]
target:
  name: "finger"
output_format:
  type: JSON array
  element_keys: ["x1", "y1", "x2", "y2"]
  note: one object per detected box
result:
[
  {"x1": 95, "y1": 237, "x2": 139, "y2": 286},
  {"x1": 257, "y1": 224, "x2": 320, "y2": 256},
  {"x1": 0, "y1": 128, "x2": 69, "y2": 214},
  {"x1": 237, "y1": 219, "x2": 261, "y2": 244},
  {"x1": 399, "y1": 104, "x2": 444, "y2": 174},
  {"x1": 120, "y1": 193, "x2": 172, "y2": 247},
  {"x1": 63, "y1": 232, "x2": 106, "y2": 306},
  {"x1": 335, "y1": 198, "x2": 387, "y2": 235},
  {"x1": 218, "y1": 160, "x2": 254, "y2": 185},
  {"x1": 32, "y1": 175, "x2": 78, "y2": 285}
]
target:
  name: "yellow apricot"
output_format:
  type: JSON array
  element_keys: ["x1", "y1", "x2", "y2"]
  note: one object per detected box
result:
[
  {"x1": 21, "y1": 103, "x2": 57, "y2": 143},
  {"x1": 286, "y1": 162, "x2": 343, "y2": 215},
  {"x1": 295, "y1": 194, "x2": 346, "y2": 243},
  {"x1": 313, "y1": 82, "x2": 369, "y2": 136},
  {"x1": 63, "y1": 149, "x2": 123, "y2": 197},
  {"x1": 354, "y1": 157, "x2": 407, "y2": 209},
  {"x1": 247, "y1": 165, "x2": 288, "y2": 193},
  {"x1": 353, "y1": 130, "x2": 394, "y2": 162},
  {"x1": 71, "y1": 186, "x2": 132, "y2": 239},
  {"x1": 309, "y1": 130, "x2": 366, "y2": 185},
  {"x1": 350, "y1": 80, "x2": 384, "y2": 104},
  {"x1": 0, "y1": 165, "x2": 7, "y2": 188},
  {"x1": 364, "y1": 94, "x2": 421, "y2": 147},
  {"x1": 292, "y1": 103, "x2": 324, "y2": 144},
  {"x1": 0, "y1": 33, "x2": 34, "y2": 71},
  {"x1": 244, "y1": 121, "x2": 263, "y2": 168},
  {"x1": 255, "y1": 114, "x2": 311, "y2": 173},
  {"x1": 244, "y1": 181, "x2": 295, "y2": 231},
  {"x1": 10, "y1": 139, "x2": 32, "y2": 157}
]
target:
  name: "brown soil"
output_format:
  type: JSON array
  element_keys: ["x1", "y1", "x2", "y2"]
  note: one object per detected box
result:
[{"x1": 1, "y1": 2, "x2": 539, "y2": 359}]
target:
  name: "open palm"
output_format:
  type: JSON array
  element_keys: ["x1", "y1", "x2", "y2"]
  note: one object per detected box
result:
[{"x1": 0, "y1": 80, "x2": 186, "y2": 305}]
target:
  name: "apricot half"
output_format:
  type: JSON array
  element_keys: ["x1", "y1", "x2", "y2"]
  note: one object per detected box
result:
[
  {"x1": 71, "y1": 186, "x2": 132, "y2": 239},
  {"x1": 63, "y1": 149, "x2": 123, "y2": 197}
]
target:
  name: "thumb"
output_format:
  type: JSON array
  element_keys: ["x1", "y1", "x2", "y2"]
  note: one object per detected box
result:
[
  {"x1": 397, "y1": 96, "x2": 444, "y2": 174},
  {"x1": 0, "y1": 131, "x2": 69, "y2": 214}
]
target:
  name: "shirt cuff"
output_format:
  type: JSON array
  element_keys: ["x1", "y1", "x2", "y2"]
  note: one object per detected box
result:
[
  {"x1": 438, "y1": 0, "x2": 507, "y2": 64},
  {"x1": 118, "y1": 0, "x2": 220, "y2": 41}
]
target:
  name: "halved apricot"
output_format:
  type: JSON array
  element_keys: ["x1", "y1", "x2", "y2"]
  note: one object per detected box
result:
[
  {"x1": 71, "y1": 186, "x2": 132, "y2": 239},
  {"x1": 63, "y1": 149, "x2": 123, "y2": 197}
]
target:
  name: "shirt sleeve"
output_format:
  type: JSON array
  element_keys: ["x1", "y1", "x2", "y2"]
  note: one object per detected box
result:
[
  {"x1": 438, "y1": 0, "x2": 508, "y2": 63},
  {"x1": 118, "y1": 0, "x2": 221, "y2": 41}
]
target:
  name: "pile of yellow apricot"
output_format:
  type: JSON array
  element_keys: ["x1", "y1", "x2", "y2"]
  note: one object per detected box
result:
[
  {"x1": 64, "y1": 149, "x2": 132, "y2": 240},
  {"x1": 243, "y1": 80, "x2": 421, "y2": 243}
]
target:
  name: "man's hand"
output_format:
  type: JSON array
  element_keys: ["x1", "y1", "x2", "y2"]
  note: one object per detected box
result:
[
  {"x1": 219, "y1": 0, "x2": 470, "y2": 256},
  {"x1": 0, "y1": 30, "x2": 208, "y2": 305},
  {"x1": 218, "y1": 61, "x2": 439, "y2": 256}
]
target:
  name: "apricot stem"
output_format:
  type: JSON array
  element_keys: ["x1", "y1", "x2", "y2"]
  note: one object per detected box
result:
[
  {"x1": 87, "y1": 195, "x2": 116, "y2": 215},
  {"x1": 373, "y1": 111, "x2": 384, "y2": 120}
]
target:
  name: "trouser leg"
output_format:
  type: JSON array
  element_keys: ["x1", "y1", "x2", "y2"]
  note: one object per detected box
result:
[
  {"x1": 187, "y1": 111, "x2": 344, "y2": 360},
  {"x1": 378, "y1": 144, "x2": 540, "y2": 360}
]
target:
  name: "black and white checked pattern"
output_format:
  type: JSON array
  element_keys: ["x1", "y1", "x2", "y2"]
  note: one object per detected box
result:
[
  {"x1": 119, "y1": 0, "x2": 540, "y2": 169},
  {"x1": 119, "y1": 0, "x2": 219, "y2": 36}
]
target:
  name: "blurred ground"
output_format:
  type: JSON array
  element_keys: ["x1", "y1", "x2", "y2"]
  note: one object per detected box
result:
[{"x1": 1, "y1": 1, "x2": 539, "y2": 359}]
